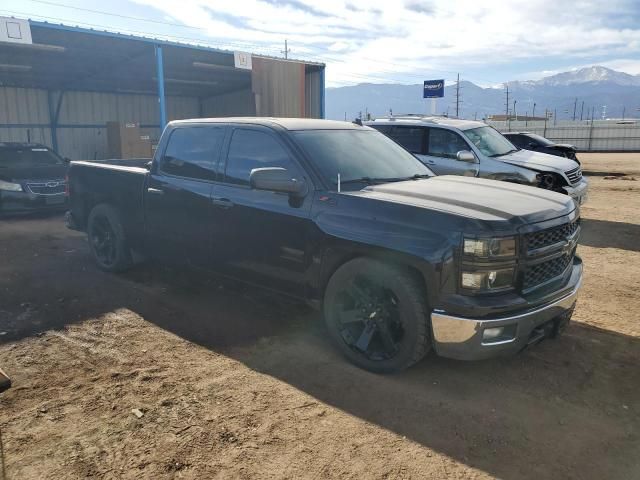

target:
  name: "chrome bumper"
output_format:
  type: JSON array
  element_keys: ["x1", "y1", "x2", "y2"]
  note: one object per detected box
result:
[
  {"x1": 431, "y1": 260, "x2": 582, "y2": 360},
  {"x1": 564, "y1": 179, "x2": 588, "y2": 205}
]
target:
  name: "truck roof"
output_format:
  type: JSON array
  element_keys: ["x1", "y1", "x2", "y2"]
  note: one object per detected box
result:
[
  {"x1": 170, "y1": 117, "x2": 367, "y2": 131},
  {"x1": 367, "y1": 116, "x2": 486, "y2": 131}
]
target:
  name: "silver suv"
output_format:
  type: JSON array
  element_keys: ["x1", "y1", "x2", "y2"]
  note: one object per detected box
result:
[{"x1": 366, "y1": 116, "x2": 588, "y2": 204}]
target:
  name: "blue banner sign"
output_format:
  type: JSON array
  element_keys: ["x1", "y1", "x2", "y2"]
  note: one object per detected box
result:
[{"x1": 423, "y1": 79, "x2": 445, "y2": 98}]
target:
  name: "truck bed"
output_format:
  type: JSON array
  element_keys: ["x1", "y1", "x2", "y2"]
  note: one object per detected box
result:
[{"x1": 67, "y1": 160, "x2": 149, "y2": 249}]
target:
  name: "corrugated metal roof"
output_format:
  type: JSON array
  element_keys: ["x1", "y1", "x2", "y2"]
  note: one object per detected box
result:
[{"x1": 29, "y1": 20, "x2": 325, "y2": 67}]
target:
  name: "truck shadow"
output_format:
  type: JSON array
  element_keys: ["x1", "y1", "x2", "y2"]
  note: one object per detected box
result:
[
  {"x1": 116, "y1": 264, "x2": 640, "y2": 480},
  {"x1": 125, "y1": 267, "x2": 640, "y2": 480},
  {"x1": 579, "y1": 218, "x2": 640, "y2": 252}
]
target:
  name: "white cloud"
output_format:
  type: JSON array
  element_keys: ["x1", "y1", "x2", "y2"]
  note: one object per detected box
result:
[{"x1": 130, "y1": 0, "x2": 640, "y2": 86}]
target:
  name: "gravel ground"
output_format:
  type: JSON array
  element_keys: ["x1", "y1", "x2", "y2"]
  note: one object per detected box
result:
[{"x1": 0, "y1": 153, "x2": 638, "y2": 479}]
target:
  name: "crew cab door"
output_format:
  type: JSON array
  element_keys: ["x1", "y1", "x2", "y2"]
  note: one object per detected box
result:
[
  {"x1": 144, "y1": 125, "x2": 226, "y2": 266},
  {"x1": 417, "y1": 127, "x2": 478, "y2": 176},
  {"x1": 210, "y1": 126, "x2": 314, "y2": 297}
]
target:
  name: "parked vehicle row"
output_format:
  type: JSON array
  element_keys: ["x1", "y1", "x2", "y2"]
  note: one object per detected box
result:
[
  {"x1": 503, "y1": 132, "x2": 580, "y2": 163},
  {"x1": 0, "y1": 143, "x2": 69, "y2": 215},
  {"x1": 66, "y1": 118, "x2": 583, "y2": 373},
  {"x1": 366, "y1": 116, "x2": 588, "y2": 205}
]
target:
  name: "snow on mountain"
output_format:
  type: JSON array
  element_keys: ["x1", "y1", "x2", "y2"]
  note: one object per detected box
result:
[{"x1": 325, "y1": 66, "x2": 640, "y2": 121}]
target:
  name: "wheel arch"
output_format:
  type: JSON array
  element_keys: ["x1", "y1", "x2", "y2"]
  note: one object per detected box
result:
[{"x1": 315, "y1": 241, "x2": 436, "y2": 309}]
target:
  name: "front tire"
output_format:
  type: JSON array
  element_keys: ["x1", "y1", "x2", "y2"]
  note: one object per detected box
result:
[
  {"x1": 87, "y1": 203, "x2": 132, "y2": 272},
  {"x1": 323, "y1": 258, "x2": 431, "y2": 373}
]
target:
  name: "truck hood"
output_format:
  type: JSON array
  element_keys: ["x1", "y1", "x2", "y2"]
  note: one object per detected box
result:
[
  {"x1": 498, "y1": 149, "x2": 579, "y2": 173},
  {"x1": 0, "y1": 165, "x2": 68, "y2": 183},
  {"x1": 349, "y1": 175, "x2": 575, "y2": 226},
  {"x1": 549, "y1": 143, "x2": 576, "y2": 150}
]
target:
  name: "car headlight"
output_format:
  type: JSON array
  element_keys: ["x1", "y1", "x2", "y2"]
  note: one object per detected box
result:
[
  {"x1": 0, "y1": 180, "x2": 23, "y2": 192},
  {"x1": 461, "y1": 268, "x2": 515, "y2": 291},
  {"x1": 463, "y1": 236, "x2": 516, "y2": 258}
]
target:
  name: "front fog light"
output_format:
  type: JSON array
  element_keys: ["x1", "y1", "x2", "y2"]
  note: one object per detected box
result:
[
  {"x1": 483, "y1": 327, "x2": 504, "y2": 340},
  {"x1": 461, "y1": 268, "x2": 514, "y2": 291},
  {"x1": 482, "y1": 324, "x2": 517, "y2": 344}
]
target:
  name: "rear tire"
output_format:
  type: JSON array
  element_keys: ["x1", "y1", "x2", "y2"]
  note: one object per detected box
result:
[
  {"x1": 87, "y1": 203, "x2": 132, "y2": 272},
  {"x1": 323, "y1": 258, "x2": 431, "y2": 373}
]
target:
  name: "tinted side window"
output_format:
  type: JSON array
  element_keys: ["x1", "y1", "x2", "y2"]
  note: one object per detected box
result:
[
  {"x1": 161, "y1": 127, "x2": 225, "y2": 180},
  {"x1": 372, "y1": 125, "x2": 392, "y2": 135},
  {"x1": 427, "y1": 128, "x2": 470, "y2": 159},
  {"x1": 389, "y1": 126, "x2": 424, "y2": 153},
  {"x1": 225, "y1": 129, "x2": 298, "y2": 186},
  {"x1": 508, "y1": 135, "x2": 526, "y2": 148}
]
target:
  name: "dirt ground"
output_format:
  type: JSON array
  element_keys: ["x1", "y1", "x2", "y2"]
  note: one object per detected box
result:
[{"x1": 1, "y1": 153, "x2": 639, "y2": 479}]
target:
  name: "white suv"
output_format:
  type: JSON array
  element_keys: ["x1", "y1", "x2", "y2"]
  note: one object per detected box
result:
[{"x1": 366, "y1": 116, "x2": 588, "y2": 204}]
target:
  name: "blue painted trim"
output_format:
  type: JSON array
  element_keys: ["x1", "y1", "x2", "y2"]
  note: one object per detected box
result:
[
  {"x1": 155, "y1": 45, "x2": 167, "y2": 130},
  {"x1": 320, "y1": 67, "x2": 326, "y2": 119}
]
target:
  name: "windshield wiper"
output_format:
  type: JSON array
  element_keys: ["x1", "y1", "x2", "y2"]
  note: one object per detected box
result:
[
  {"x1": 336, "y1": 174, "x2": 431, "y2": 188},
  {"x1": 404, "y1": 174, "x2": 431, "y2": 180}
]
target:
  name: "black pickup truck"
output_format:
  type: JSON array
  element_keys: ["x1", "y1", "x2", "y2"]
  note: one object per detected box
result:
[{"x1": 66, "y1": 118, "x2": 582, "y2": 373}]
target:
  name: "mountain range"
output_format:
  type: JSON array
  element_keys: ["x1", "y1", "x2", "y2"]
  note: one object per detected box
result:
[{"x1": 326, "y1": 66, "x2": 640, "y2": 121}]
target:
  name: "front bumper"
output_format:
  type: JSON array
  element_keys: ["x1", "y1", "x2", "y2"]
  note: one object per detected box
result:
[
  {"x1": 431, "y1": 257, "x2": 582, "y2": 360},
  {"x1": 0, "y1": 190, "x2": 67, "y2": 215},
  {"x1": 564, "y1": 179, "x2": 588, "y2": 205}
]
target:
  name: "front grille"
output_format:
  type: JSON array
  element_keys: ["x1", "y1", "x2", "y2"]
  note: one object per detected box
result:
[
  {"x1": 26, "y1": 180, "x2": 66, "y2": 196},
  {"x1": 525, "y1": 220, "x2": 579, "y2": 252},
  {"x1": 523, "y1": 254, "x2": 572, "y2": 291},
  {"x1": 565, "y1": 167, "x2": 582, "y2": 185}
]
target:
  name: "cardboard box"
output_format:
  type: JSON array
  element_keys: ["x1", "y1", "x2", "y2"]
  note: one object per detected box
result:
[{"x1": 106, "y1": 122, "x2": 153, "y2": 159}]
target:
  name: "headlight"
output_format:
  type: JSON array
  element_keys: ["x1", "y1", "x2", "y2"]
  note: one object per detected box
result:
[
  {"x1": 0, "y1": 180, "x2": 23, "y2": 192},
  {"x1": 463, "y1": 236, "x2": 516, "y2": 258},
  {"x1": 461, "y1": 268, "x2": 515, "y2": 291}
]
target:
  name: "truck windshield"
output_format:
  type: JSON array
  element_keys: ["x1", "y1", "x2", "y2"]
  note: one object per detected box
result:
[
  {"x1": 0, "y1": 147, "x2": 65, "y2": 168},
  {"x1": 291, "y1": 129, "x2": 433, "y2": 190},
  {"x1": 463, "y1": 126, "x2": 517, "y2": 157}
]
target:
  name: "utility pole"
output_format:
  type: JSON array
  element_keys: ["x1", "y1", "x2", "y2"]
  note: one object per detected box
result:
[
  {"x1": 281, "y1": 39, "x2": 290, "y2": 59},
  {"x1": 573, "y1": 98, "x2": 577, "y2": 121},
  {"x1": 513, "y1": 100, "x2": 517, "y2": 120},
  {"x1": 622, "y1": 106, "x2": 626, "y2": 120},
  {"x1": 580, "y1": 101, "x2": 584, "y2": 121},
  {"x1": 504, "y1": 84, "x2": 510, "y2": 117},
  {"x1": 532, "y1": 102, "x2": 536, "y2": 119},
  {"x1": 455, "y1": 73, "x2": 461, "y2": 118},
  {"x1": 554, "y1": 108, "x2": 557, "y2": 125}
]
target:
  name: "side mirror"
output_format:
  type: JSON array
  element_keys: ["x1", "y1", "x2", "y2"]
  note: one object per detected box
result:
[
  {"x1": 145, "y1": 160, "x2": 153, "y2": 170},
  {"x1": 456, "y1": 150, "x2": 476, "y2": 163},
  {"x1": 250, "y1": 167, "x2": 307, "y2": 197},
  {"x1": 528, "y1": 142, "x2": 537, "y2": 148}
]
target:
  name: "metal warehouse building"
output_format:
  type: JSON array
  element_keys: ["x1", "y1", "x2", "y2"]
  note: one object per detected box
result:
[{"x1": 0, "y1": 17, "x2": 326, "y2": 160}]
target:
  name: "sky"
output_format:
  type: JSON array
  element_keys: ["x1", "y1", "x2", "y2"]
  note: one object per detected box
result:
[{"x1": 2, "y1": 0, "x2": 640, "y2": 87}]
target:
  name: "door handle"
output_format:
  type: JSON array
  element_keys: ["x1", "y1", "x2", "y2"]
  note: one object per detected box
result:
[
  {"x1": 211, "y1": 197, "x2": 234, "y2": 209},
  {"x1": 147, "y1": 187, "x2": 164, "y2": 195}
]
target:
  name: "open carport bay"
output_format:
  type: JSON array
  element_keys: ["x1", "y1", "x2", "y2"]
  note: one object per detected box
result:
[{"x1": 0, "y1": 153, "x2": 639, "y2": 479}]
